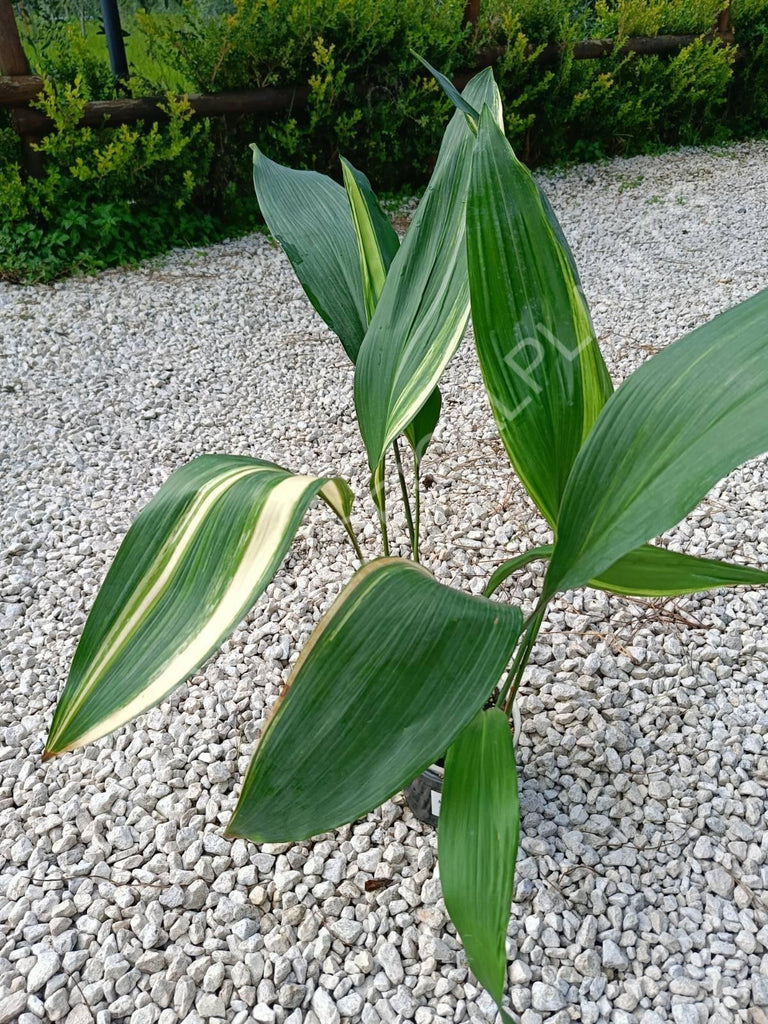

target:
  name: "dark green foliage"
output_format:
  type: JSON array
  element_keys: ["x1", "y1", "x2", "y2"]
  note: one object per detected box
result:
[
  {"x1": 0, "y1": 84, "x2": 218, "y2": 283},
  {"x1": 729, "y1": 0, "x2": 768, "y2": 135},
  {"x1": 2, "y1": 0, "x2": 767, "y2": 282}
]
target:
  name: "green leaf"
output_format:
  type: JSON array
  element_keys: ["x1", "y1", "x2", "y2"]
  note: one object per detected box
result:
[
  {"x1": 547, "y1": 288, "x2": 768, "y2": 595},
  {"x1": 484, "y1": 545, "x2": 554, "y2": 597},
  {"x1": 439, "y1": 707, "x2": 519, "y2": 1014},
  {"x1": 252, "y1": 145, "x2": 366, "y2": 362},
  {"x1": 341, "y1": 156, "x2": 439, "y2": 459},
  {"x1": 44, "y1": 456, "x2": 354, "y2": 759},
  {"x1": 467, "y1": 107, "x2": 612, "y2": 526},
  {"x1": 227, "y1": 559, "x2": 522, "y2": 842},
  {"x1": 341, "y1": 156, "x2": 400, "y2": 323},
  {"x1": 415, "y1": 52, "x2": 480, "y2": 127},
  {"x1": 593, "y1": 544, "x2": 768, "y2": 597},
  {"x1": 354, "y1": 69, "x2": 503, "y2": 474},
  {"x1": 404, "y1": 386, "x2": 442, "y2": 465},
  {"x1": 485, "y1": 541, "x2": 768, "y2": 599}
]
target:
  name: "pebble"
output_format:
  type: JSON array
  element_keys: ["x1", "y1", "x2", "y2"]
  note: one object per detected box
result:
[
  {"x1": 574, "y1": 950, "x2": 601, "y2": 978},
  {"x1": 312, "y1": 988, "x2": 340, "y2": 1024},
  {"x1": 531, "y1": 983, "x2": 566, "y2": 1012},
  {"x1": 197, "y1": 992, "x2": 226, "y2": 1017},
  {"x1": 0, "y1": 993, "x2": 28, "y2": 1024},
  {"x1": 26, "y1": 950, "x2": 61, "y2": 993},
  {"x1": 672, "y1": 1005, "x2": 702, "y2": 1024},
  {"x1": 377, "y1": 942, "x2": 405, "y2": 985},
  {"x1": 706, "y1": 867, "x2": 735, "y2": 899},
  {"x1": 65, "y1": 1009, "x2": 93, "y2": 1024},
  {"x1": 328, "y1": 919, "x2": 363, "y2": 945},
  {"x1": 602, "y1": 940, "x2": 629, "y2": 970},
  {"x1": 754, "y1": 976, "x2": 768, "y2": 1006},
  {"x1": 2, "y1": 138, "x2": 768, "y2": 1024}
]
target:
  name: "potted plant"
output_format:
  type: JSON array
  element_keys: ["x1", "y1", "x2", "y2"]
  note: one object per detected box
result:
[{"x1": 43, "y1": 63, "x2": 768, "y2": 1020}]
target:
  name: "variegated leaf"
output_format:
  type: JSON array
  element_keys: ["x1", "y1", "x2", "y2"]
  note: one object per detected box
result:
[
  {"x1": 547, "y1": 287, "x2": 768, "y2": 595},
  {"x1": 354, "y1": 69, "x2": 503, "y2": 474},
  {"x1": 593, "y1": 543, "x2": 768, "y2": 596},
  {"x1": 341, "y1": 156, "x2": 400, "y2": 322},
  {"x1": 404, "y1": 385, "x2": 442, "y2": 466},
  {"x1": 467, "y1": 105, "x2": 612, "y2": 526},
  {"x1": 415, "y1": 53, "x2": 480, "y2": 127},
  {"x1": 484, "y1": 542, "x2": 768, "y2": 598},
  {"x1": 45, "y1": 456, "x2": 354, "y2": 759}
]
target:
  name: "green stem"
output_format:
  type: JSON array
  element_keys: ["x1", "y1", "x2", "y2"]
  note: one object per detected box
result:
[
  {"x1": 392, "y1": 439, "x2": 416, "y2": 558},
  {"x1": 343, "y1": 522, "x2": 366, "y2": 566},
  {"x1": 372, "y1": 458, "x2": 390, "y2": 557},
  {"x1": 499, "y1": 596, "x2": 548, "y2": 713},
  {"x1": 413, "y1": 459, "x2": 421, "y2": 564},
  {"x1": 378, "y1": 500, "x2": 390, "y2": 558}
]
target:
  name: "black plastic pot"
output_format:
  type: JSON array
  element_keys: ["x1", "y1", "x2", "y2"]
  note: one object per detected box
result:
[
  {"x1": 405, "y1": 763, "x2": 444, "y2": 827},
  {"x1": 405, "y1": 707, "x2": 520, "y2": 827}
]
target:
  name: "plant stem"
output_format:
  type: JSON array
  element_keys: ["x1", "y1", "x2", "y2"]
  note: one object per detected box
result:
[
  {"x1": 413, "y1": 460, "x2": 421, "y2": 563},
  {"x1": 378, "y1": 497, "x2": 390, "y2": 558},
  {"x1": 392, "y1": 438, "x2": 416, "y2": 558},
  {"x1": 343, "y1": 522, "x2": 366, "y2": 565},
  {"x1": 499, "y1": 596, "x2": 548, "y2": 713},
  {"x1": 372, "y1": 458, "x2": 390, "y2": 557}
]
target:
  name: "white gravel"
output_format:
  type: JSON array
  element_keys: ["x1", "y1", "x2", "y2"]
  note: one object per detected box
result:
[{"x1": 2, "y1": 137, "x2": 768, "y2": 1024}]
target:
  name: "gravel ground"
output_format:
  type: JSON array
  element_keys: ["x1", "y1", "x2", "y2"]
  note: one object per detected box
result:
[{"x1": 2, "y1": 138, "x2": 768, "y2": 1024}]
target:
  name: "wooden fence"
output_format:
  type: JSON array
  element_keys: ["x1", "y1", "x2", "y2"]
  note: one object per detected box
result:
[{"x1": 0, "y1": 0, "x2": 734, "y2": 173}]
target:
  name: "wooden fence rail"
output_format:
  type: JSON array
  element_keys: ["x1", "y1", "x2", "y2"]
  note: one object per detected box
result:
[{"x1": 0, "y1": 0, "x2": 734, "y2": 154}]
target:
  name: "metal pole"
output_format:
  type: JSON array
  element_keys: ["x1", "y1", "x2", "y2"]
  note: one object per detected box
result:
[{"x1": 99, "y1": 0, "x2": 129, "y2": 84}]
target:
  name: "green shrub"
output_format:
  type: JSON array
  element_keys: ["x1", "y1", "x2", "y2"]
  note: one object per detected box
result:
[
  {"x1": 0, "y1": 79, "x2": 218, "y2": 282},
  {"x1": 590, "y1": 0, "x2": 726, "y2": 37},
  {"x1": 135, "y1": 0, "x2": 473, "y2": 192},
  {"x1": 730, "y1": 0, "x2": 768, "y2": 134},
  {"x1": 475, "y1": 6, "x2": 738, "y2": 162},
  {"x1": 133, "y1": 0, "x2": 757, "y2": 186},
  {"x1": 3, "y1": 0, "x2": 768, "y2": 280},
  {"x1": 19, "y1": 17, "x2": 116, "y2": 100}
]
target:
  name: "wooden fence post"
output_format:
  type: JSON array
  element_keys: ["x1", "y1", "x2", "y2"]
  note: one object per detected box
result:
[
  {"x1": 463, "y1": 0, "x2": 480, "y2": 29},
  {"x1": 0, "y1": 0, "x2": 42, "y2": 176},
  {"x1": 0, "y1": 0, "x2": 27, "y2": 74}
]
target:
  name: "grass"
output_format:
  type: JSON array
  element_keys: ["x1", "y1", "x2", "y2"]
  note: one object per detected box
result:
[{"x1": 19, "y1": 12, "x2": 197, "y2": 95}]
